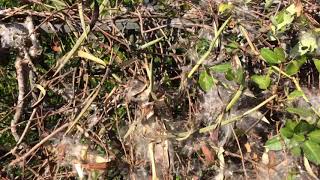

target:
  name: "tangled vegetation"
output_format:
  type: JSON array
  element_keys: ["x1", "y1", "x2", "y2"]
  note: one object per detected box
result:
[{"x1": 0, "y1": 0, "x2": 319, "y2": 179}]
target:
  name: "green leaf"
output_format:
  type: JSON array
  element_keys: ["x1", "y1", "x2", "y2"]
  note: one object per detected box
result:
[
  {"x1": 313, "y1": 59, "x2": 320, "y2": 73},
  {"x1": 260, "y1": 48, "x2": 286, "y2": 64},
  {"x1": 280, "y1": 126, "x2": 294, "y2": 138},
  {"x1": 286, "y1": 56, "x2": 307, "y2": 75},
  {"x1": 286, "y1": 4, "x2": 297, "y2": 15},
  {"x1": 274, "y1": 47, "x2": 286, "y2": 62},
  {"x1": 234, "y1": 68, "x2": 245, "y2": 84},
  {"x1": 286, "y1": 120, "x2": 299, "y2": 130},
  {"x1": 264, "y1": 0, "x2": 273, "y2": 9},
  {"x1": 291, "y1": 146, "x2": 302, "y2": 156},
  {"x1": 225, "y1": 70, "x2": 234, "y2": 81},
  {"x1": 251, "y1": 75, "x2": 271, "y2": 90},
  {"x1": 272, "y1": 9, "x2": 294, "y2": 31},
  {"x1": 286, "y1": 107, "x2": 315, "y2": 118},
  {"x1": 265, "y1": 136, "x2": 283, "y2": 151},
  {"x1": 286, "y1": 137, "x2": 300, "y2": 149},
  {"x1": 302, "y1": 140, "x2": 320, "y2": 165},
  {"x1": 139, "y1": 37, "x2": 164, "y2": 49},
  {"x1": 308, "y1": 130, "x2": 320, "y2": 143},
  {"x1": 261, "y1": 48, "x2": 280, "y2": 64},
  {"x1": 294, "y1": 121, "x2": 315, "y2": 135},
  {"x1": 296, "y1": 55, "x2": 308, "y2": 66},
  {"x1": 292, "y1": 133, "x2": 305, "y2": 142},
  {"x1": 224, "y1": 67, "x2": 245, "y2": 84},
  {"x1": 210, "y1": 63, "x2": 231, "y2": 73},
  {"x1": 287, "y1": 90, "x2": 304, "y2": 100},
  {"x1": 198, "y1": 71, "x2": 216, "y2": 92},
  {"x1": 286, "y1": 61, "x2": 300, "y2": 75},
  {"x1": 196, "y1": 38, "x2": 210, "y2": 56},
  {"x1": 225, "y1": 42, "x2": 239, "y2": 53}
]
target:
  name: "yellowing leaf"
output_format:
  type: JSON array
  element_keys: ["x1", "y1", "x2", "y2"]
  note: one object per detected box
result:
[
  {"x1": 78, "y1": 2, "x2": 87, "y2": 39},
  {"x1": 31, "y1": 84, "x2": 46, "y2": 108},
  {"x1": 77, "y1": 50, "x2": 107, "y2": 67},
  {"x1": 218, "y1": 3, "x2": 234, "y2": 14},
  {"x1": 54, "y1": 26, "x2": 90, "y2": 76}
]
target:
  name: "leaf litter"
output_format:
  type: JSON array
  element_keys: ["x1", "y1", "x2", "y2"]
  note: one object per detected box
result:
[{"x1": 0, "y1": 0, "x2": 320, "y2": 179}]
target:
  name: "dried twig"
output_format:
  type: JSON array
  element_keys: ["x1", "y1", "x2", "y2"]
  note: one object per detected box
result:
[{"x1": 9, "y1": 122, "x2": 70, "y2": 166}]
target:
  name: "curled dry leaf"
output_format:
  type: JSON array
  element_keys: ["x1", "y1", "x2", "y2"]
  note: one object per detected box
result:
[{"x1": 200, "y1": 142, "x2": 215, "y2": 165}]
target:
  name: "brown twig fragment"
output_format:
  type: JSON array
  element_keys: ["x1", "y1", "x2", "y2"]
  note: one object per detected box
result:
[
  {"x1": 11, "y1": 54, "x2": 31, "y2": 142},
  {"x1": 9, "y1": 122, "x2": 70, "y2": 166}
]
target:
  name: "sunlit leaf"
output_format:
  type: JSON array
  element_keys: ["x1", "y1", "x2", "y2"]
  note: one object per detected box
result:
[
  {"x1": 308, "y1": 130, "x2": 320, "y2": 144},
  {"x1": 77, "y1": 50, "x2": 107, "y2": 67},
  {"x1": 287, "y1": 90, "x2": 304, "y2": 100},
  {"x1": 292, "y1": 133, "x2": 305, "y2": 142},
  {"x1": 272, "y1": 5, "x2": 295, "y2": 31},
  {"x1": 286, "y1": 120, "x2": 299, "y2": 131},
  {"x1": 264, "y1": 0, "x2": 273, "y2": 9},
  {"x1": 298, "y1": 32, "x2": 318, "y2": 55},
  {"x1": 286, "y1": 107, "x2": 315, "y2": 118},
  {"x1": 218, "y1": 2, "x2": 234, "y2": 14},
  {"x1": 261, "y1": 48, "x2": 278, "y2": 64},
  {"x1": 302, "y1": 140, "x2": 320, "y2": 165},
  {"x1": 225, "y1": 41, "x2": 239, "y2": 53},
  {"x1": 274, "y1": 47, "x2": 286, "y2": 62},
  {"x1": 226, "y1": 86, "x2": 243, "y2": 111},
  {"x1": 31, "y1": 84, "x2": 46, "y2": 108},
  {"x1": 199, "y1": 71, "x2": 216, "y2": 92},
  {"x1": 54, "y1": 26, "x2": 90, "y2": 76},
  {"x1": 251, "y1": 75, "x2": 271, "y2": 90},
  {"x1": 291, "y1": 146, "x2": 302, "y2": 156},
  {"x1": 260, "y1": 48, "x2": 285, "y2": 64},
  {"x1": 286, "y1": 137, "x2": 300, "y2": 149},
  {"x1": 286, "y1": 4, "x2": 297, "y2": 15},
  {"x1": 265, "y1": 135, "x2": 283, "y2": 151},
  {"x1": 138, "y1": 37, "x2": 164, "y2": 49},
  {"x1": 286, "y1": 61, "x2": 300, "y2": 75},
  {"x1": 313, "y1": 59, "x2": 320, "y2": 73},
  {"x1": 210, "y1": 63, "x2": 231, "y2": 73},
  {"x1": 78, "y1": 2, "x2": 87, "y2": 39},
  {"x1": 286, "y1": 55, "x2": 306, "y2": 75},
  {"x1": 280, "y1": 126, "x2": 294, "y2": 138}
]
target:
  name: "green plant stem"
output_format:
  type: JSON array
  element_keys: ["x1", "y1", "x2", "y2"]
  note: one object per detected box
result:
[
  {"x1": 177, "y1": 94, "x2": 277, "y2": 136},
  {"x1": 272, "y1": 66, "x2": 320, "y2": 118},
  {"x1": 187, "y1": 16, "x2": 231, "y2": 78}
]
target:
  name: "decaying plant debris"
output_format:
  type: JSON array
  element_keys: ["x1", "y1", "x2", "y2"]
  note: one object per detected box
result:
[{"x1": 0, "y1": 0, "x2": 319, "y2": 179}]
